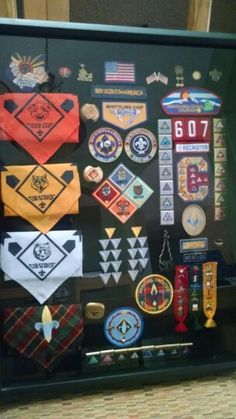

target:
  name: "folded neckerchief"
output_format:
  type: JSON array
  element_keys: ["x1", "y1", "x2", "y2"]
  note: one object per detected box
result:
[
  {"x1": 0, "y1": 93, "x2": 79, "y2": 163},
  {"x1": 1, "y1": 163, "x2": 81, "y2": 233},
  {"x1": 1, "y1": 230, "x2": 83, "y2": 303},
  {"x1": 3, "y1": 304, "x2": 83, "y2": 369}
]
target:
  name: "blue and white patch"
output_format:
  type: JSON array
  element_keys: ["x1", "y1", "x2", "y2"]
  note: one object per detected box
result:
[
  {"x1": 157, "y1": 119, "x2": 172, "y2": 134},
  {"x1": 161, "y1": 88, "x2": 222, "y2": 115},
  {"x1": 104, "y1": 307, "x2": 144, "y2": 348},
  {"x1": 124, "y1": 128, "x2": 157, "y2": 163},
  {"x1": 158, "y1": 134, "x2": 173, "y2": 150},
  {"x1": 88, "y1": 127, "x2": 123, "y2": 163}
]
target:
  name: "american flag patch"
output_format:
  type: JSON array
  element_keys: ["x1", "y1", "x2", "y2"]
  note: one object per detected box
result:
[{"x1": 105, "y1": 62, "x2": 135, "y2": 83}]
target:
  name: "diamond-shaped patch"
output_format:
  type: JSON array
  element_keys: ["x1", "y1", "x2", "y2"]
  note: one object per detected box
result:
[
  {"x1": 92, "y1": 180, "x2": 120, "y2": 208},
  {"x1": 124, "y1": 177, "x2": 153, "y2": 208}
]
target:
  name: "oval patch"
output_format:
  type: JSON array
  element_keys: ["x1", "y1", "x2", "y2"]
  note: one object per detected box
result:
[{"x1": 182, "y1": 205, "x2": 206, "y2": 236}]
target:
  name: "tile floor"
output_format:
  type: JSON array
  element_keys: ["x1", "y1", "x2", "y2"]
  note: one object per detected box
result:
[{"x1": 1, "y1": 372, "x2": 236, "y2": 418}]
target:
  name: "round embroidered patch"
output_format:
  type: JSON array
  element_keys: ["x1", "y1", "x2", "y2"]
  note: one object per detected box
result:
[
  {"x1": 124, "y1": 128, "x2": 157, "y2": 163},
  {"x1": 135, "y1": 274, "x2": 173, "y2": 314},
  {"x1": 182, "y1": 205, "x2": 206, "y2": 236},
  {"x1": 89, "y1": 128, "x2": 123, "y2": 163},
  {"x1": 104, "y1": 307, "x2": 144, "y2": 348},
  {"x1": 80, "y1": 104, "x2": 100, "y2": 122}
]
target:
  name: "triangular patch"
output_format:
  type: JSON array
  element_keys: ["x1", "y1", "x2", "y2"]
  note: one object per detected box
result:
[
  {"x1": 88, "y1": 356, "x2": 99, "y2": 365},
  {"x1": 99, "y1": 261, "x2": 110, "y2": 273},
  {"x1": 138, "y1": 247, "x2": 148, "y2": 258},
  {"x1": 130, "y1": 351, "x2": 139, "y2": 359},
  {"x1": 99, "y1": 239, "x2": 110, "y2": 250},
  {"x1": 105, "y1": 227, "x2": 116, "y2": 238},
  {"x1": 112, "y1": 272, "x2": 122, "y2": 283},
  {"x1": 128, "y1": 259, "x2": 139, "y2": 269},
  {"x1": 138, "y1": 258, "x2": 149, "y2": 268},
  {"x1": 99, "y1": 250, "x2": 111, "y2": 261},
  {"x1": 111, "y1": 260, "x2": 122, "y2": 272},
  {"x1": 111, "y1": 238, "x2": 121, "y2": 249},
  {"x1": 131, "y1": 226, "x2": 142, "y2": 237},
  {"x1": 111, "y1": 249, "x2": 122, "y2": 260},
  {"x1": 99, "y1": 273, "x2": 111, "y2": 284},
  {"x1": 138, "y1": 236, "x2": 147, "y2": 247},
  {"x1": 162, "y1": 197, "x2": 172, "y2": 208},
  {"x1": 161, "y1": 152, "x2": 171, "y2": 161},
  {"x1": 128, "y1": 270, "x2": 139, "y2": 281},
  {"x1": 127, "y1": 237, "x2": 137, "y2": 248},
  {"x1": 128, "y1": 248, "x2": 138, "y2": 258}
]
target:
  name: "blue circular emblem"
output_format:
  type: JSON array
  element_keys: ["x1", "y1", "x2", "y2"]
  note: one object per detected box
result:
[
  {"x1": 124, "y1": 128, "x2": 157, "y2": 163},
  {"x1": 89, "y1": 127, "x2": 123, "y2": 163},
  {"x1": 104, "y1": 307, "x2": 144, "y2": 348}
]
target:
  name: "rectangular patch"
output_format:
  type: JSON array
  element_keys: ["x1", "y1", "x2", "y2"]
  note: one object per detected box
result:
[
  {"x1": 159, "y1": 165, "x2": 173, "y2": 180},
  {"x1": 158, "y1": 134, "x2": 172, "y2": 149},
  {"x1": 159, "y1": 150, "x2": 173, "y2": 165},
  {"x1": 160, "y1": 210, "x2": 174, "y2": 225},
  {"x1": 91, "y1": 85, "x2": 147, "y2": 99},
  {"x1": 157, "y1": 119, "x2": 172, "y2": 134},
  {"x1": 105, "y1": 62, "x2": 135, "y2": 83},
  {"x1": 160, "y1": 195, "x2": 174, "y2": 210},
  {"x1": 182, "y1": 252, "x2": 207, "y2": 263},
  {"x1": 180, "y1": 238, "x2": 208, "y2": 253},
  {"x1": 175, "y1": 143, "x2": 209, "y2": 153}
]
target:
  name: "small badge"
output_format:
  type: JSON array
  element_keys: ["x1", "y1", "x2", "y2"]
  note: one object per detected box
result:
[
  {"x1": 92, "y1": 180, "x2": 120, "y2": 208},
  {"x1": 160, "y1": 210, "x2": 174, "y2": 225},
  {"x1": 192, "y1": 70, "x2": 201, "y2": 80},
  {"x1": 159, "y1": 165, "x2": 173, "y2": 180},
  {"x1": 158, "y1": 134, "x2": 172, "y2": 150},
  {"x1": 209, "y1": 69, "x2": 222, "y2": 82},
  {"x1": 85, "y1": 303, "x2": 105, "y2": 320},
  {"x1": 124, "y1": 128, "x2": 157, "y2": 163},
  {"x1": 104, "y1": 307, "x2": 143, "y2": 348},
  {"x1": 160, "y1": 196, "x2": 174, "y2": 210},
  {"x1": 159, "y1": 150, "x2": 173, "y2": 164},
  {"x1": 214, "y1": 148, "x2": 227, "y2": 162},
  {"x1": 135, "y1": 274, "x2": 173, "y2": 314},
  {"x1": 175, "y1": 143, "x2": 209, "y2": 153},
  {"x1": 157, "y1": 119, "x2": 172, "y2": 134},
  {"x1": 109, "y1": 164, "x2": 135, "y2": 191},
  {"x1": 88, "y1": 128, "x2": 123, "y2": 163},
  {"x1": 175, "y1": 65, "x2": 184, "y2": 87},
  {"x1": 215, "y1": 207, "x2": 226, "y2": 221},
  {"x1": 160, "y1": 180, "x2": 173, "y2": 195},
  {"x1": 8, "y1": 53, "x2": 48, "y2": 91},
  {"x1": 214, "y1": 133, "x2": 226, "y2": 148},
  {"x1": 213, "y1": 118, "x2": 225, "y2": 132},
  {"x1": 80, "y1": 104, "x2": 100, "y2": 122},
  {"x1": 182, "y1": 205, "x2": 206, "y2": 236},
  {"x1": 123, "y1": 177, "x2": 154, "y2": 208},
  {"x1": 83, "y1": 165, "x2": 103, "y2": 183},
  {"x1": 161, "y1": 88, "x2": 222, "y2": 115},
  {"x1": 102, "y1": 102, "x2": 147, "y2": 130},
  {"x1": 77, "y1": 64, "x2": 93, "y2": 82},
  {"x1": 58, "y1": 67, "x2": 72, "y2": 78},
  {"x1": 105, "y1": 61, "x2": 135, "y2": 83},
  {"x1": 109, "y1": 196, "x2": 137, "y2": 223}
]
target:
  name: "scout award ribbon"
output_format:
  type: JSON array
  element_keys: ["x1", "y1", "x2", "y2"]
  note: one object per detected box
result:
[
  {"x1": 1, "y1": 230, "x2": 83, "y2": 303},
  {"x1": 189, "y1": 265, "x2": 202, "y2": 330},
  {"x1": 174, "y1": 265, "x2": 189, "y2": 332},
  {"x1": 1, "y1": 163, "x2": 81, "y2": 233},
  {"x1": 0, "y1": 93, "x2": 79, "y2": 163},
  {"x1": 202, "y1": 261, "x2": 218, "y2": 328},
  {"x1": 3, "y1": 304, "x2": 83, "y2": 369}
]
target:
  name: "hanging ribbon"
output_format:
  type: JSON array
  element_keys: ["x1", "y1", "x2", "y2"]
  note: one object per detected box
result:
[
  {"x1": 189, "y1": 265, "x2": 202, "y2": 330},
  {"x1": 1, "y1": 230, "x2": 83, "y2": 304},
  {"x1": 174, "y1": 265, "x2": 189, "y2": 332},
  {"x1": 202, "y1": 261, "x2": 218, "y2": 328},
  {"x1": 0, "y1": 93, "x2": 79, "y2": 163},
  {"x1": 1, "y1": 163, "x2": 81, "y2": 233},
  {"x1": 3, "y1": 304, "x2": 83, "y2": 369}
]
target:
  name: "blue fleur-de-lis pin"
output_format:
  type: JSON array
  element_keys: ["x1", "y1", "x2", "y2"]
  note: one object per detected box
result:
[{"x1": 35, "y1": 305, "x2": 59, "y2": 343}]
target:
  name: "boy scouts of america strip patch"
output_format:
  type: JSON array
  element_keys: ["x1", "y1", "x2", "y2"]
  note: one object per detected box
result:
[
  {"x1": 1, "y1": 230, "x2": 83, "y2": 304},
  {"x1": 202, "y1": 261, "x2": 218, "y2": 328},
  {"x1": 1, "y1": 163, "x2": 81, "y2": 233},
  {"x1": 173, "y1": 265, "x2": 189, "y2": 332},
  {"x1": 3, "y1": 304, "x2": 83, "y2": 369},
  {"x1": 0, "y1": 93, "x2": 79, "y2": 163}
]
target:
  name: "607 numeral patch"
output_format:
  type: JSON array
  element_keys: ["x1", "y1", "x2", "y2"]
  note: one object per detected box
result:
[{"x1": 172, "y1": 118, "x2": 211, "y2": 142}]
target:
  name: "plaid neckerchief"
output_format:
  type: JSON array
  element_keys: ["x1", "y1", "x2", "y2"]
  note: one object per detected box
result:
[
  {"x1": 0, "y1": 93, "x2": 79, "y2": 163},
  {"x1": 1, "y1": 163, "x2": 81, "y2": 233},
  {"x1": 4, "y1": 304, "x2": 83, "y2": 369}
]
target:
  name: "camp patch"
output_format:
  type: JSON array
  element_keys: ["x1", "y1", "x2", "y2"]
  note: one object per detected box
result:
[
  {"x1": 102, "y1": 102, "x2": 147, "y2": 130},
  {"x1": 124, "y1": 128, "x2": 157, "y2": 163},
  {"x1": 104, "y1": 307, "x2": 144, "y2": 347},
  {"x1": 135, "y1": 274, "x2": 173, "y2": 314},
  {"x1": 89, "y1": 127, "x2": 123, "y2": 163}
]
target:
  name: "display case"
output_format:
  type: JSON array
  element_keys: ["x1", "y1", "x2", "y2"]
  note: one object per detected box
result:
[{"x1": 0, "y1": 18, "x2": 236, "y2": 399}]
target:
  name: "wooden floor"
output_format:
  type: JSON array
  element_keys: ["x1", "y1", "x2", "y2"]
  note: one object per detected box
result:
[{"x1": 1, "y1": 372, "x2": 236, "y2": 418}]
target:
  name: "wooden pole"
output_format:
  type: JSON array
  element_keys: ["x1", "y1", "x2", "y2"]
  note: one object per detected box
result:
[{"x1": 187, "y1": 0, "x2": 213, "y2": 31}]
